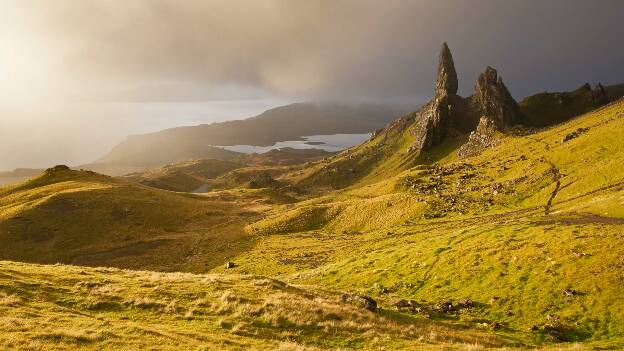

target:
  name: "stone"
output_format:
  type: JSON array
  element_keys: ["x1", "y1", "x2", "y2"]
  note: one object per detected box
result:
[
  {"x1": 562, "y1": 127, "x2": 589, "y2": 142},
  {"x1": 436, "y1": 299, "x2": 454, "y2": 313},
  {"x1": 342, "y1": 293, "x2": 377, "y2": 312},
  {"x1": 471, "y1": 66, "x2": 523, "y2": 129},
  {"x1": 458, "y1": 297, "x2": 474, "y2": 308},
  {"x1": 225, "y1": 262, "x2": 236, "y2": 269},
  {"x1": 435, "y1": 42, "x2": 458, "y2": 96},
  {"x1": 457, "y1": 116, "x2": 500, "y2": 157}
]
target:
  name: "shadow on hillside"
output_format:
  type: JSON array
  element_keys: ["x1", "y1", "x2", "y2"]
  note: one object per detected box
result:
[{"x1": 415, "y1": 137, "x2": 466, "y2": 165}]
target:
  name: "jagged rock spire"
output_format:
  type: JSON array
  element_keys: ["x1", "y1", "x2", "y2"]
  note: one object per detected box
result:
[
  {"x1": 410, "y1": 46, "x2": 523, "y2": 157},
  {"x1": 435, "y1": 42, "x2": 458, "y2": 96},
  {"x1": 472, "y1": 66, "x2": 522, "y2": 128}
]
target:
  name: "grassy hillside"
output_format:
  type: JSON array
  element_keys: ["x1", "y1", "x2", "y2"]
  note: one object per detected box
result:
[
  {"x1": 0, "y1": 260, "x2": 521, "y2": 350},
  {"x1": 0, "y1": 166, "x2": 267, "y2": 271},
  {"x1": 217, "y1": 99, "x2": 624, "y2": 347},
  {"x1": 519, "y1": 83, "x2": 623, "y2": 127},
  {"x1": 122, "y1": 149, "x2": 332, "y2": 193},
  {"x1": 122, "y1": 159, "x2": 245, "y2": 192},
  {"x1": 1, "y1": 100, "x2": 623, "y2": 349}
]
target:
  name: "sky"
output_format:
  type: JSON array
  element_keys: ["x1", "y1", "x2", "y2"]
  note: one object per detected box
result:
[{"x1": 1, "y1": 0, "x2": 623, "y2": 170}]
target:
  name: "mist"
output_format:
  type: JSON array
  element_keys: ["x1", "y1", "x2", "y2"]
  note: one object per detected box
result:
[{"x1": 1, "y1": 0, "x2": 623, "y2": 170}]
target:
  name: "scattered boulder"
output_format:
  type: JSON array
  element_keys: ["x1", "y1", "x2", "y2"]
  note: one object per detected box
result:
[
  {"x1": 562, "y1": 127, "x2": 589, "y2": 142},
  {"x1": 490, "y1": 322, "x2": 503, "y2": 330},
  {"x1": 436, "y1": 299, "x2": 454, "y2": 313},
  {"x1": 341, "y1": 293, "x2": 377, "y2": 312},
  {"x1": 393, "y1": 299, "x2": 419, "y2": 312},
  {"x1": 457, "y1": 297, "x2": 474, "y2": 308},
  {"x1": 457, "y1": 116, "x2": 500, "y2": 157},
  {"x1": 225, "y1": 262, "x2": 236, "y2": 269},
  {"x1": 544, "y1": 325, "x2": 568, "y2": 342}
]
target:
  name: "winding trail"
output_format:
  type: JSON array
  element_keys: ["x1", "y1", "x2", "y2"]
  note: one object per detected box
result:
[
  {"x1": 544, "y1": 161, "x2": 561, "y2": 215},
  {"x1": 523, "y1": 135, "x2": 562, "y2": 215}
]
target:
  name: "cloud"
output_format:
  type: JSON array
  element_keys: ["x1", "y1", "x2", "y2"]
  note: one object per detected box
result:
[
  {"x1": 2, "y1": 0, "x2": 623, "y2": 104},
  {"x1": 1, "y1": 0, "x2": 623, "y2": 169}
]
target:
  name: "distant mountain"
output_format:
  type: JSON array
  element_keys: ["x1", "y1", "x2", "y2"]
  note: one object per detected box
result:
[
  {"x1": 91, "y1": 102, "x2": 408, "y2": 174},
  {"x1": 0, "y1": 168, "x2": 43, "y2": 186}
]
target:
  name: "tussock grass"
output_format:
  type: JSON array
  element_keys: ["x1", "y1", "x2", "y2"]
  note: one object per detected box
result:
[{"x1": 0, "y1": 260, "x2": 506, "y2": 350}]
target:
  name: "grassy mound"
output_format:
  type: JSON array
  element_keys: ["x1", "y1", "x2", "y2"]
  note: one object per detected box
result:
[
  {"x1": 122, "y1": 159, "x2": 244, "y2": 192},
  {"x1": 0, "y1": 167, "x2": 262, "y2": 271}
]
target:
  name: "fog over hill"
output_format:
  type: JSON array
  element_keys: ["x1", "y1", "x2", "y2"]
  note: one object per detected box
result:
[{"x1": 2, "y1": 1, "x2": 624, "y2": 171}]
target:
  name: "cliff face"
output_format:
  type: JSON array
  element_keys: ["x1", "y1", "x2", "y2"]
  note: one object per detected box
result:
[{"x1": 409, "y1": 43, "x2": 522, "y2": 156}]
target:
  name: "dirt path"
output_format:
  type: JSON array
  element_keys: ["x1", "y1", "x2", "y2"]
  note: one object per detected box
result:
[{"x1": 544, "y1": 161, "x2": 561, "y2": 215}]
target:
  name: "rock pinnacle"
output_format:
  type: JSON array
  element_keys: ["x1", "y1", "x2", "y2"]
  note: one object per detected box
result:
[{"x1": 435, "y1": 42, "x2": 458, "y2": 96}]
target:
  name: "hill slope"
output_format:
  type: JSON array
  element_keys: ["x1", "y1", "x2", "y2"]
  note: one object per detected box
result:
[
  {"x1": 519, "y1": 82, "x2": 622, "y2": 127},
  {"x1": 2, "y1": 100, "x2": 623, "y2": 349},
  {"x1": 1, "y1": 44, "x2": 623, "y2": 350},
  {"x1": 93, "y1": 102, "x2": 407, "y2": 172},
  {"x1": 0, "y1": 166, "x2": 266, "y2": 271},
  {"x1": 121, "y1": 148, "x2": 331, "y2": 192},
  {"x1": 0, "y1": 260, "x2": 511, "y2": 350},
  {"x1": 229, "y1": 98, "x2": 624, "y2": 346},
  {"x1": 122, "y1": 159, "x2": 245, "y2": 192}
]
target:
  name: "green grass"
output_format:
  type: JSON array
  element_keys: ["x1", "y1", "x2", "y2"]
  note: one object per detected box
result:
[
  {"x1": 0, "y1": 261, "x2": 510, "y2": 350},
  {"x1": 1, "y1": 100, "x2": 624, "y2": 349},
  {"x1": 122, "y1": 159, "x2": 244, "y2": 192},
  {"x1": 0, "y1": 168, "x2": 265, "y2": 271},
  {"x1": 215, "y1": 100, "x2": 624, "y2": 348}
]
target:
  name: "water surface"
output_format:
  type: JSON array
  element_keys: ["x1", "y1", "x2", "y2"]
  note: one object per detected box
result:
[{"x1": 215, "y1": 133, "x2": 370, "y2": 154}]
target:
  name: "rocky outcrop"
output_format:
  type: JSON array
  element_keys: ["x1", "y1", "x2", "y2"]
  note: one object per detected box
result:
[
  {"x1": 44, "y1": 165, "x2": 71, "y2": 174},
  {"x1": 452, "y1": 66, "x2": 525, "y2": 157},
  {"x1": 412, "y1": 96, "x2": 451, "y2": 150},
  {"x1": 435, "y1": 42, "x2": 458, "y2": 96},
  {"x1": 408, "y1": 44, "x2": 522, "y2": 157},
  {"x1": 457, "y1": 116, "x2": 500, "y2": 158},
  {"x1": 470, "y1": 66, "x2": 523, "y2": 128},
  {"x1": 412, "y1": 43, "x2": 463, "y2": 151}
]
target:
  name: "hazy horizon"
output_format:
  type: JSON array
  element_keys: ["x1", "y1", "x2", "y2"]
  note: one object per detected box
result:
[
  {"x1": 2, "y1": 0, "x2": 623, "y2": 170},
  {"x1": 0, "y1": 98, "x2": 297, "y2": 171}
]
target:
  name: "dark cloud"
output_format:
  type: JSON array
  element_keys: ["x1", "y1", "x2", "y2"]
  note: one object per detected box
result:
[
  {"x1": 2, "y1": 0, "x2": 623, "y2": 170},
  {"x1": 20, "y1": 0, "x2": 624, "y2": 102}
]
